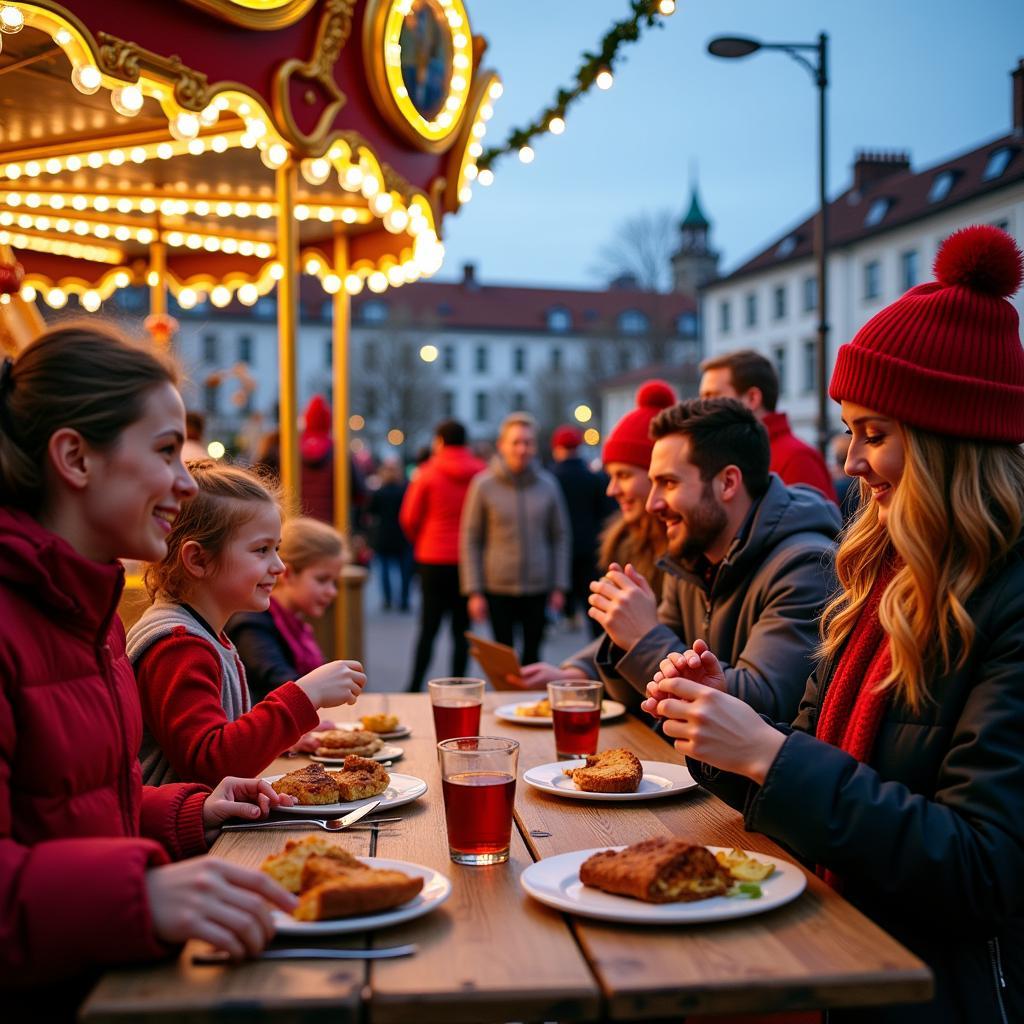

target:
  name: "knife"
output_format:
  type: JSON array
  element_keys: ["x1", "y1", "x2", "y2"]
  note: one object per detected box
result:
[
  {"x1": 192, "y1": 944, "x2": 418, "y2": 964},
  {"x1": 221, "y1": 798, "x2": 383, "y2": 832}
]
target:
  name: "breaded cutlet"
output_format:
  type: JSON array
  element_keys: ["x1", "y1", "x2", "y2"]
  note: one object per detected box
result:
[
  {"x1": 270, "y1": 763, "x2": 340, "y2": 804},
  {"x1": 564, "y1": 748, "x2": 643, "y2": 793}
]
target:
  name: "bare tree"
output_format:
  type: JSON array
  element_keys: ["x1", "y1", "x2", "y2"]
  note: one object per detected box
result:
[{"x1": 591, "y1": 209, "x2": 676, "y2": 293}]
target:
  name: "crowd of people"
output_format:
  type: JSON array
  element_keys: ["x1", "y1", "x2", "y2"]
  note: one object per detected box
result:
[{"x1": 0, "y1": 224, "x2": 1021, "y2": 1022}]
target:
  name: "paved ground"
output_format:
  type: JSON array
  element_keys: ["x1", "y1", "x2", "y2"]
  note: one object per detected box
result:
[{"x1": 358, "y1": 576, "x2": 598, "y2": 693}]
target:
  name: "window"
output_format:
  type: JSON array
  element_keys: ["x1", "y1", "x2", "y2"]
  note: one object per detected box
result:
[
  {"x1": 983, "y1": 147, "x2": 1015, "y2": 181},
  {"x1": 436, "y1": 302, "x2": 454, "y2": 317},
  {"x1": 928, "y1": 170, "x2": 957, "y2": 203},
  {"x1": 441, "y1": 390, "x2": 454, "y2": 417},
  {"x1": 618, "y1": 347, "x2": 632, "y2": 372},
  {"x1": 237, "y1": 335, "x2": 252, "y2": 363},
  {"x1": 551, "y1": 347, "x2": 562, "y2": 371},
  {"x1": 361, "y1": 300, "x2": 388, "y2": 324},
  {"x1": 773, "y1": 285, "x2": 787, "y2": 320},
  {"x1": 617, "y1": 309, "x2": 649, "y2": 334},
  {"x1": 776, "y1": 235, "x2": 797, "y2": 257},
  {"x1": 864, "y1": 197, "x2": 891, "y2": 227},
  {"x1": 363, "y1": 342, "x2": 378, "y2": 372},
  {"x1": 802, "y1": 340, "x2": 817, "y2": 394},
  {"x1": 547, "y1": 307, "x2": 572, "y2": 332},
  {"x1": 677, "y1": 311, "x2": 698, "y2": 337},
  {"x1": 203, "y1": 381, "x2": 218, "y2": 415},
  {"x1": 900, "y1": 250, "x2": 919, "y2": 292},
  {"x1": 442, "y1": 344, "x2": 455, "y2": 372},
  {"x1": 324, "y1": 337, "x2": 332, "y2": 369},
  {"x1": 802, "y1": 275, "x2": 817, "y2": 313},
  {"x1": 365, "y1": 389, "x2": 378, "y2": 418},
  {"x1": 474, "y1": 345, "x2": 488, "y2": 373},
  {"x1": 864, "y1": 260, "x2": 882, "y2": 301},
  {"x1": 745, "y1": 292, "x2": 758, "y2": 327},
  {"x1": 255, "y1": 295, "x2": 276, "y2": 318},
  {"x1": 475, "y1": 391, "x2": 488, "y2": 422},
  {"x1": 772, "y1": 345, "x2": 788, "y2": 396},
  {"x1": 202, "y1": 334, "x2": 219, "y2": 363},
  {"x1": 719, "y1": 300, "x2": 731, "y2": 334},
  {"x1": 513, "y1": 346, "x2": 526, "y2": 374}
]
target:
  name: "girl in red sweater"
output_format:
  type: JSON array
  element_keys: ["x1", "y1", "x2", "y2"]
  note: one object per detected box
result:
[
  {"x1": 0, "y1": 324, "x2": 297, "y2": 1002},
  {"x1": 128, "y1": 462, "x2": 366, "y2": 787}
]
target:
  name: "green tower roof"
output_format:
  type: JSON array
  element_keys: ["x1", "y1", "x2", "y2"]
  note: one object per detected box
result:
[{"x1": 681, "y1": 188, "x2": 710, "y2": 229}]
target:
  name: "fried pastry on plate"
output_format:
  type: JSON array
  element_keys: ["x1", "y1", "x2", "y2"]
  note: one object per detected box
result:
[
  {"x1": 328, "y1": 755, "x2": 390, "y2": 801},
  {"x1": 314, "y1": 728, "x2": 384, "y2": 759},
  {"x1": 514, "y1": 698, "x2": 552, "y2": 717},
  {"x1": 261, "y1": 836, "x2": 361, "y2": 893},
  {"x1": 361, "y1": 712, "x2": 400, "y2": 734},
  {"x1": 564, "y1": 748, "x2": 642, "y2": 793},
  {"x1": 294, "y1": 861, "x2": 424, "y2": 921},
  {"x1": 271, "y1": 763, "x2": 340, "y2": 804},
  {"x1": 580, "y1": 837, "x2": 731, "y2": 903}
]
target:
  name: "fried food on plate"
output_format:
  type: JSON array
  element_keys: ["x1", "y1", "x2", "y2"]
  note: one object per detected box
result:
[
  {"x1": 328, "y1": 755, "x2": 390, "y2": 801},
  {"x1": 294, "y1": 861, "x2": 424, "y2": 921},
  {"x1": 261, "y1": 835, "x2": 361, "y2": 894},
  {"x1": 563, "y1": 748, "x2": 642, "y2": 793},
  {"x1": 271, "y1": 763, "x2": 339, "y2": 804},
  {"x1": 314, "y1": 728, "x2": 383, "y2": 759},
  {"x1": 580, "y1": 837, "x2": 731, "y2": 903},
  {"x1": 361, "y1": 712, "x2": 400, "y2": 734},
  {"x1": 715, "y1": 847, "x2": 775, "y2": 881},
  {"x1": 514, "y1": 698, "x2": 552, "y2": 717}
]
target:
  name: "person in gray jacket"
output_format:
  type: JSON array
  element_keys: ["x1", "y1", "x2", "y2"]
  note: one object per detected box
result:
[
  {"x1": 460, "y1": 411, "x2": 570, "y2": 665},
  {"x1": 590, "y1": 397, "x2": 840, "y2": 721}
]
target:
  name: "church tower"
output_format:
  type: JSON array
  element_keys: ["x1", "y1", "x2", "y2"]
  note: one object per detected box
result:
[{"x1": 671, "y1": 184, "x2": 720, "y2": 298}]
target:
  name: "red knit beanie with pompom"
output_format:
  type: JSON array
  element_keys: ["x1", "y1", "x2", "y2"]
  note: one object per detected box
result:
[
  {"x1": 829, "y1": 225, "x2": 1024, "y2": 442},
  {"x1": 602, "y1": 380, "x2": 677, "y2": 468}
]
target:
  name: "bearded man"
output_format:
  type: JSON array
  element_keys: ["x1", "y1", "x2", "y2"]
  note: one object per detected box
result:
[{"x1": 590, "y1": 397, "x2": 840, "y2": 720}]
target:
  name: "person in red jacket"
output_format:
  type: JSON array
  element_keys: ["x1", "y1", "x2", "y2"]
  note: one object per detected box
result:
[
  {"x1": 700, "y1": 349, "x2": 836, "y2": 501},
  {"x1": 128, "y1": 462, "x2": 367, "y2": 788},
  {"x1": 0, "y1": 325, "x2": 298, "y2": 1009},
  {"x1": 400, "y1": 418, "x2": 485, "y2": 690}
]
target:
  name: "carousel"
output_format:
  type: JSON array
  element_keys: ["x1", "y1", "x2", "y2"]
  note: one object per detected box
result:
[{"x1": 0, "y1": 0, "x2": 500, "y2": 650}]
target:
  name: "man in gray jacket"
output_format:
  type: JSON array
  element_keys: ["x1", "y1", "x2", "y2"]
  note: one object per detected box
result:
[
  {"x1": 589, "y1": 398, "x2": 840, "y2": 721},
  {"x1": 460, "y1": 412, "x2": 570, "y2": 665}
]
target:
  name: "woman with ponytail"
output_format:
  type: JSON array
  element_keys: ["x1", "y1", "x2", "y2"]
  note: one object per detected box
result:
[{"x1": 645, "y1": 226, "x2": 1024, "y2": 1022}]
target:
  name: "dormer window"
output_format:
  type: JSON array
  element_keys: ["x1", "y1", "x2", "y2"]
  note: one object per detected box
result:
[
  {"x1": 617, "y1": 309, "x2": 649, "y2": 334},
  {"x1": 360, "y1": 300, "x2": 388, "y2": 324},
  {"x1": 776, "y1": 235, "x2": 797, "y2": 257},
  {"x1": 547, "y1": 307, "x2": 572, "y2": 332},
  {"x1": 983, "y1": 147, "x2": 1015, "y2": 181},
  {"x1": 864, "y1": 197, "x2": 891, "y2": 227},
  {"x1": 928, "y1": 170, "x2": 957, "y2": 203}
]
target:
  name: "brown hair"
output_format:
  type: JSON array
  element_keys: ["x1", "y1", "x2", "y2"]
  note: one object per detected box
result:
[
  {"x1": 144, "y1": 460, "x2": 283, "y2": 601},
  {"x1": 700, "y1": 349, "x2": 780, "y2": 412},
  {"x1": 598, "y1": 513, "x2": 667, "y2": 595},
  {"x1": 280, "y1": 516, "x2": 348, "y2": 573},
  {"x1": 0, "y1": 322, "x2": 177, "y2": 514},
  {"x1": 498, "y1": 411, "x2": 537, "y2": 439},
  {"x1": 649, "y1": 397, "x2": 771, "y2": 499}
]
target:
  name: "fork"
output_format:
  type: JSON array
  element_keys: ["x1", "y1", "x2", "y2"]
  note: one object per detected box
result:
[{"x1": 221, "y1": 816, "x2": 402, "y2": 833}]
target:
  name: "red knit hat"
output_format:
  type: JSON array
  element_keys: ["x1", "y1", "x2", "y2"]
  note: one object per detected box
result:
[
  {"x1": 829, "y1": 225, "x2": 1024, "y2": 442},
  {"x1": 603, "y1": 380, "x2": 677, "y2": 468},
  {"x1": 551, "y1": 424, "x2": 583, "y2": 450}
]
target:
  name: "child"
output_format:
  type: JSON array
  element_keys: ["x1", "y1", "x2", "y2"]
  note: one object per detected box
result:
[
  {"x1": 0, "y1": 324, "x2": 296, "y2": 1001},
  {"x1": 229, "y1": 516, "x2": 348, "y2": 703},
  {"x1": 128, "y1": 462, "x2": 366, "y2": 787}
]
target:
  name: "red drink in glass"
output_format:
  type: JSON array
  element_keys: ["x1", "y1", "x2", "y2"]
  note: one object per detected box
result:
[
  {"x1": 552, "y1": 703, "x2": 601, "y2": 758},
  {"x1": 432, "y1": 699, "x2": 482, "y2": 742},
  {"x1": 441, "y1": 771, "x2": 516, "y2": 860}
]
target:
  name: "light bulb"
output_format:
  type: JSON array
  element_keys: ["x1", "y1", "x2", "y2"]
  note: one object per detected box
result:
[
  {"x1": 170, "y1": 112, "x2": 200, "y2": 140},
  {"x1": 301, "y1": 158, "x2": 330, "y2": 185},
  {"x1": 260, "y1": 143, "x2": 288, "y2": 169},
  {"x1": 0, "y1": 6, "x2": 25, "y2": 33},
  {"x1": 658, "y1": 0, "x2": 676, "y2": 13},
  {"x1": 210, "y1": 285, "x2": 231, "y2": 308},
  {"x1": 595, "y1": 68, "x2": 614, "y2": 90},
  {"x1": 548, "y1": 116, "x2": 565, "y2": 135},
  {"x1": 237, "y1": 283, "x2": 259, "y2": 306},
  {"x1": 71, "y1": 65, "x2": 102, "y2": 95},
  {"x1": 111, "y1": 85, "x2": 144, "y2": 116},
  {"x1": 478, "y1": 168, "x2": 494, "y2": 186},
  {"x1": 518, "y1": 146, "x2": 534, "y2": 164}
]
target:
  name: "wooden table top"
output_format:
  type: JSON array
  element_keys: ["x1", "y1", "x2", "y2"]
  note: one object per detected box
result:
[{"x1": 83, "y1": 692, "x2": 932, "y2": 1022}]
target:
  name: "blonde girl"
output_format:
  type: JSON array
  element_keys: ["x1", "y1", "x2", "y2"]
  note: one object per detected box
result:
[{"x1": 127, "y1": 463, "x2": 365, "y2": 787}]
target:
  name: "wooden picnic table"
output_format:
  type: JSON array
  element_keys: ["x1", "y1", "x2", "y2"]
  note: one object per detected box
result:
[{"x1": 83, "y1": 692, "x2": 932, "y2": 1022}]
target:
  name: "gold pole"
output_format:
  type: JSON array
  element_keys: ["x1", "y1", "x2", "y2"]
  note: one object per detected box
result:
[
  {"x1": 332, "y1": 227, "x2": 353, "y2": 658},
  {"x1": 148, "y1": 239, "x2": 167, "y2": 318},
  {"x1": 276, "y1": 161, "x2": 300, "y2": 504}
]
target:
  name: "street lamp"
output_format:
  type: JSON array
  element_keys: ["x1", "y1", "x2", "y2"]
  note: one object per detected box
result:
[{"x1": 708, "y1": 32, "x2": 831, "y2": 455}]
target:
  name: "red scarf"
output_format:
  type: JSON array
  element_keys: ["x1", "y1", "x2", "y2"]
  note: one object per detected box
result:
[{"x1": 267, "y1": 596, "x2": 324, "y2": 679}]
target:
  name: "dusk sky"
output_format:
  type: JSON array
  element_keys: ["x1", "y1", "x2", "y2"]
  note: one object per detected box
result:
[{"x1": 438, "y1": 0, "x2": 1024, "y2": 289}]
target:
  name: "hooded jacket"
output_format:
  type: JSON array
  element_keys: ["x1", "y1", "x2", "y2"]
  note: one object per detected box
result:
[
  {"x1": 459, "y1": 456, "x2": 570, "y2": 596},
  {"x1": 400, "y1": 445, "x2": 485, "y2": 564},
  {"x1": 0, "y1": 508, "x2": 209, "y2": 992},
  {"x1": 300, "y1": 395, "x2": 334, "y2": 522},
  {"x1": 596, "y1": 476, "x2": 840, "y2": 720}
]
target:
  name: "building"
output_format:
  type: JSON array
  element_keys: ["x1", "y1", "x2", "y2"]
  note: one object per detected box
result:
[{"x1": 702, "y1": 60, "x2": 1024, "y2": 442}]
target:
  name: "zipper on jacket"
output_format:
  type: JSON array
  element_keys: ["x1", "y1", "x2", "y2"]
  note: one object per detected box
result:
[{"x1": 989, "y1": 937, "x2": 1009, "y2": 1024}]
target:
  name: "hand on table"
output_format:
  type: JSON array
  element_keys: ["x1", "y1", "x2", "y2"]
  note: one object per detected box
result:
[
  {"x1": 145, "y1": 857, "x2": 297, "y2": 960},
  {"x1": 588, "y1": 562, "x2": 658, "y2": 650},
  {"x1": 203, "y1": 776, "x2": 296, "y2": 835},
  {"x1": 468, "y1": 593, "x2": 489, "y2": 624},
  {"x1": 515, "y1": 662, "x2": 586, "y2": 690}
]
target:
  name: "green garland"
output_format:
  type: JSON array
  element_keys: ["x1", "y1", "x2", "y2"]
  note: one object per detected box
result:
[{"x1": 478, "y1": 0, "x2": 673, "y2": 173}]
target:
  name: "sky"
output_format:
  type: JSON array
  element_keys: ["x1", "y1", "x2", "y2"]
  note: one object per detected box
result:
[{"x1": 436, "y1": 0, "x2": 1024, "y2": 289}]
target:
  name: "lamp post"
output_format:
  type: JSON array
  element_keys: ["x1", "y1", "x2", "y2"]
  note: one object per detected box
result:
[{"x1": 708, "y1": 33, "x2": 830, "y2": 455}]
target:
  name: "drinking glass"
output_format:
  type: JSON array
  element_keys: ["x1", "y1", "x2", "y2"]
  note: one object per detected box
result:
[
  {"x1": 438, "y1": 736, "x2": 519, "y2": 865},
  {"x1": 428, "y1": 677, "x2": 485, "y2": 742},
  {"x1": 547, "y1": 680, "x2": 602, "y2": 759}
]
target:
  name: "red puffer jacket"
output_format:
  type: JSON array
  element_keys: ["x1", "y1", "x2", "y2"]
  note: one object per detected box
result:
[
  {"x1": 400, "y1": 445, "x2": 485, "y2": 564},
  {"x1": 0, "y1": 507, "x2": 209, "y2": 992}
]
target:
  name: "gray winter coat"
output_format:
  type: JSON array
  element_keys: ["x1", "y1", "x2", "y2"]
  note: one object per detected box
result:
[
  {"x1": 459, "y1": 456, "x2": 570, "y2": 596},
  {"x1": 595, "y1": 476, "x2": 840, "y2": 720}
]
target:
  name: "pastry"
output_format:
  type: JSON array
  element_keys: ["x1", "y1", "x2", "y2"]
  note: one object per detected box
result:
[
  {"x1": 564, "y1": 748, "x2": 642, "y2": 793},
  {"x1": 328, "y1": 755, "x2": 390, "y2": 801},
  {"x1": 361, "y1": 712, "x2": 400, "y2": 734},
  {"x1": 261, "y1": 835, "x2": 361, "y2": 894},
  {"x1": 294, "y1": 860, "x2": 424, "y2": 921},
  {"x1": 270, "y1": 763, "x2": 340, "y2": 804},
  {"x1": 580, "y1": 837, "x2": 731, "y2": 903},
  {"x1": 314, "y1": 728, "x2": 383, "y2": 759}
]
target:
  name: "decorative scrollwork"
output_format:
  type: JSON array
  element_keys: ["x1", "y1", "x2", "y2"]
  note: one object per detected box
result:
[{"x1": 96, "y1": 33, "x2": 213, "y2": 111}]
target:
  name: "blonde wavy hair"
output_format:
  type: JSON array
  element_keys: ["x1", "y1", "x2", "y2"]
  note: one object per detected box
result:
[{"x1": 821, "y1": 425, "x2": 1024, "y2": 710}]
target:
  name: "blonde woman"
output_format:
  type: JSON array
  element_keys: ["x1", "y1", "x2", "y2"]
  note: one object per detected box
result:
[{"x1": 645, "y1": 226, "x2": 1024, "y2": 1023}]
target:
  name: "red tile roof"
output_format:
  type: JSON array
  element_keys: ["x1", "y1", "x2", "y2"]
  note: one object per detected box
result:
[{"x1": 715, "y1": 132, "x2": 1024, "y2": 284}]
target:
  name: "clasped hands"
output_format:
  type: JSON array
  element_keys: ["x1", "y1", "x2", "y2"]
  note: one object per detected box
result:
[
  {"x1": 642, "y1": 639, "x2": 786, "y2": 785},
  {"x1": 588, "y1": 562, "x2": 659, "y2": 650}
]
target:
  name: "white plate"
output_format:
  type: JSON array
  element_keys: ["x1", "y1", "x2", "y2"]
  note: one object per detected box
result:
[
  {"x1": 521, "y1": 846, "x2": 806, "y2": 924},
  {"x1": 272, "y1": 857, "x2": 451, "y2": 935},
  {"x1": 264, "y1": 772, "x2": 427, "y2": 815},
  {"x1": 310, "y1": 743, "x2": 404, "y2": 765},
  {"x1": 494, "y1": 699, "x2": 627, "y2": 727},
  {"x1": 523, "y1": 760, "x2": 698, "y2": 801},
  {"x1": 324, "y1": 722, "x2": 411, "y2": 741}
]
